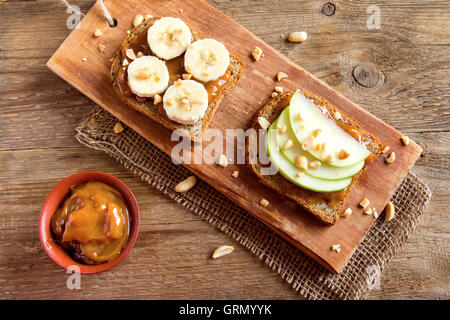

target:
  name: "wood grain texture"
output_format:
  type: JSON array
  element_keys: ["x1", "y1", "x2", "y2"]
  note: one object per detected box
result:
[
  {"x1": 47, "y1": 0, "x2": 422, "y2": 274},
  {"x1": 0, "y1": 0, "x2": 448, "y2": 299}
]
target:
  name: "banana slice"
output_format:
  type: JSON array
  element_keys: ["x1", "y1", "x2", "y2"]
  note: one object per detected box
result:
[
  {"x1": 127, "y1": 55, "x2": 170, "y2": 97},
  {"x1": 147, "y1": 17, "x2": 192, "y2": 60},
  {"x1": 184, "y1": 39, "x2": 230, "y2": 82},
  {"x1": 163, "y1": 80, "x2": 209, "y2": 125}
]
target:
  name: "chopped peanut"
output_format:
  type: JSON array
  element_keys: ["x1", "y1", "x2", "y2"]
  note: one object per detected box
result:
[
  {"x1": 333, "y1": 111, "x2": 342, "y2": 121},
  {"x1": 277, "y1": 72, "x2": 288, "y2": 81},
  {"x1": 296, "y1": 171, "x2": 305, "y2": 178},
  {"x1": 278, "y1": 125, "x2": 287, "y2": 134},
  {"x1": 274, "y1": 86, "x2": 284, "y2": 93},
  {"x1": 252, "y1": 47, "x2": 263, "y2": 61},
  {"x1": 288, "y1": 31, "x2": 307, "y2": 43},
  {"x1": 175, "y1": 176, "x2": 196, "y2": 193},
  {"x1": 153, "y1": 94, "x2": 162, "y2": 105},
  {"x1": 341, "y1": 208, "x2": 352, "y2": 218},
  {"x1": 372, "y1": 208, "x2": 379, "y2": 219},
  {"x1": 212, "y1": 245, "x2": 234, "y2": 259},
  {"x1": 338, "y1": 149, "x2": 350, "y2": 160},
  {"x1": 331, "y1": 244, "x2": 341, "y2": 253},
  {"x1": 302, "y1": 136, "x2": 315, "y2": 151},
  {"x1": 385, "y1": 201, "x2": 395, "y2": 222},
  {"x1": 401, "y1": 136, "x2": 410, "y2": 145},
  {"x1": 295, "y1": 156, "x2": 308, "y2": 171},
  {"x1": 137, "y1": 71, "x2": 151, "y2": 80},
  {"x1": 97, "y1": 43, "x2": 106, "y2": 53},
  {"x1": 114, "y1": 122, "x2": 124, "y2": 134},
  {"x1": 126, "y1": 48, "x2": 136, "y2": 60},
  {"x1": 359, "y1": 197, "x2": 370, "y2": 210},
  {"x1": 312, "y1": 129, "x2": 322, "y2": 138},
  {"x1": 133, "y1": 14, "x2": 144, "y2": 27},
  {"x1": 94, "y1": 28, "x2": 102, "y2": 37},
  {"x1": 385, "y1": 152, "x2": 396, "y2": 164},
  {"x1": 218, "y1": 154, "x2": 228, "y2": 168},
  {"x1": 260, "y1": 198, "x2": 269, "y2": 207},
  {"x1": 309, "y1": 161, "x2": 321, "y2": 170},
  {"x1": 319, "y1": 143, "x2": 326, "y2": 153},
  {"x1": 258, "y1": 117, "x2": 271, "y2": 130},
  {"x1": 283, "y1": 139, "x2": 294, "y2": 150}
]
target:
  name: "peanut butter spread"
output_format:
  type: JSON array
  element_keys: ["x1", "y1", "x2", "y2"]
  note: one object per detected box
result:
[
  {"x1": 51, "y1": 182, "x2": 130, "y2": 264},
  {"x1": 115, "y1": 22, "x2": 230, "y2": 104}
]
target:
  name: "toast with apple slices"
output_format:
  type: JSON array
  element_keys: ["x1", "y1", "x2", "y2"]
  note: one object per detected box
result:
[
  {"x1": 111, "y1": 17, "x2": 244, "y2": 141},
  {"x1": 247, "y1": 90, "x2": 384, "y2": 224}
]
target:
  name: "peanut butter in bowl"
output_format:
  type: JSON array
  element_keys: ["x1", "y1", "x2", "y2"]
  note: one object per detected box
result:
[{"x1": 51, "y1": 181, "x2": 130, "y2": 265}]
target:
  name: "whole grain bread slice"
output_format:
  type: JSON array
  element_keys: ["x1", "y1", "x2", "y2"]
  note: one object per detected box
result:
[
  {"x1": 247, "y1": 91, "x2": 384, "y2": 224},
  {"x1": 111, "y1": 18, "x2": 244, "y2": 141}
]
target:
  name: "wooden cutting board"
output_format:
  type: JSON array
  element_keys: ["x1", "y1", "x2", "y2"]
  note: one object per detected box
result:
[{"x1": 47, "y1": 0, "x2": 422, "y2": 273}]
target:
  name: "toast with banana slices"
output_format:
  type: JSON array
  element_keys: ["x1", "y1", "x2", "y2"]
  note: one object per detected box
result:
[{"x1": 111, "y1": 16, "x2": 244, "y2": 141}]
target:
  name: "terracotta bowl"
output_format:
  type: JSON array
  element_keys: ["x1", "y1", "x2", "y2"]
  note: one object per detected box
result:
[{"x1": 39, "y1": 171, "x2": 140, "y2": 274}]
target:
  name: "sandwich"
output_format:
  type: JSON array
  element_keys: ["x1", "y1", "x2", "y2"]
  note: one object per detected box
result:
[
  {"x1": 248, "y1": 90, "x2": 384, "y2": 224},
  {"x1": 111, "y1": 16, "x2": 244, "y2": 141}
]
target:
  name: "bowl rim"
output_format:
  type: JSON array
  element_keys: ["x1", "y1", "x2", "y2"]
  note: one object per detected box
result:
[{"x1": 39, "y1": 171, "x2": 140, "y2": 274}]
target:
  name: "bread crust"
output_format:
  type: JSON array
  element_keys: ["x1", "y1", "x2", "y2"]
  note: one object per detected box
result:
[
  {"x1": 111, "y1": 18, "x2": 244, "y2": 141},
  {"x1": 247, "y1": 91, "x2": 384, "y2": 225}
]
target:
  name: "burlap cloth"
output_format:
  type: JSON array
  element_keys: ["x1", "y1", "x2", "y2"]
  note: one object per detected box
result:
[{"x1": 75, "y1": 106, "x2": 432, "y2": 300}]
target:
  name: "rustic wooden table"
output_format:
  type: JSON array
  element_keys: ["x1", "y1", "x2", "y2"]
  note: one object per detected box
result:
[{"x1": 0, "y1": 0, "x2": 448, "y2": 300}]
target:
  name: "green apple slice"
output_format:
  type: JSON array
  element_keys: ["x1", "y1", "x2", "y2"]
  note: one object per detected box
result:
[
  {"x1": 267, "y1": 120, "x2": 352, "y2": 192},
  {"x1": 277, "y1": 107, "x2": 365, "y2": 180},
  {"x1": 288, "y1": 91, "x2": 371, "y2": 167}
]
